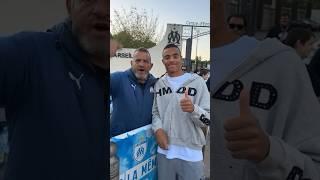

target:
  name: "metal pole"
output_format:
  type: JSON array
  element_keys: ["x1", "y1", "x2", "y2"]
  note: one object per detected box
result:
[
  {"x1": 195, "y1": 28, "x2": 199, "y2": 71},
  {"x1": 196, "y1": 29, "x2": 199, "y2": 58},
  {"x1": 185, "y1": 27, "x2": 193, "y2": 72}
]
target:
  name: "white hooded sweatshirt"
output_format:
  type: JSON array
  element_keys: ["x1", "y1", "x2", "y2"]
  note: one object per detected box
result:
[{"x1": 212, "y1": 38, "x2": 320, "y2": 180}]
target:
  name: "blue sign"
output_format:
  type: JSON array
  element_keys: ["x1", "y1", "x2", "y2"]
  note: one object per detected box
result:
[{"x1": 110, "y1": 125, "x2": 158, "y2": 180}]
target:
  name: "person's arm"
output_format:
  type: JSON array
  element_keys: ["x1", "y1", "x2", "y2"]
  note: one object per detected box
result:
[
  {"x1": 254, "y1": 52, "x2": 320, "y2": 179},
  {"x1": 189, "y1": 80, "x2": 210, "y2": 128},
  {"x1": 0, "y1": 33, "x2": 31, "y2": 108},
  {"x1": 151, "y1": 92, "x2": 162, "y2": 132},
  {"x1": 151, "y1": 85, "x2": 168, "y2": 149},
  {"x1": 256, "y1": 136, "x2": 320, "y2": 179}
]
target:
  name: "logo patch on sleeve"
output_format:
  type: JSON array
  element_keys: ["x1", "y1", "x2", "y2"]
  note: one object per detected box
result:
[{"x1": 200, "y1": 114, "x2": 210, "y2": 125}]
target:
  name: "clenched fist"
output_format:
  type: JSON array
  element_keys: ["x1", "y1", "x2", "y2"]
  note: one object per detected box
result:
[{"x1": 155, "y1": 129, "x2": 169, "y2": 150}]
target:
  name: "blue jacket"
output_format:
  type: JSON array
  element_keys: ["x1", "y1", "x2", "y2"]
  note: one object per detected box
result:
[
  {"x1": 110, "y1": 69, "x2": 156, "y2": 137},
  {"x1": 0, "y1": 21, "x2": 107, "y2": 180}
]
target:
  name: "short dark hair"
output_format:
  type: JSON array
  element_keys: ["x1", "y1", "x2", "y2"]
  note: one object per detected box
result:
[
  {"x1": 133, "y1": 47, "x2": 151, "y2": 61},
  {"x1": 199, "y1": 68, "x2": 209, "y2": 76},
  {"x1": 283, "y1": 28, "x2": 315, "y2": 48},
  {"x1": 227, "y1": 14, "x2": 247, "y2": 27},
  {"x1": 162, "y1": 43, "x2": 181, "y2": 56}
]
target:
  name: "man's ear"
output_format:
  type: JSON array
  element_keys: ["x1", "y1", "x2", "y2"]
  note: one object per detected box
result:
[
  {"x1": 150, "y1": 63, "x2": 153, "y2": 70},
  {"x1": 66, "y1": 0, "x2": 72, "y2": 16}
]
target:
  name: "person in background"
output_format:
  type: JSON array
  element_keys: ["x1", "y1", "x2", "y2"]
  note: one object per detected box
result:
[
  {"x1": 199, "y1": 68, "x2": 210, "y2": 82},
  {"x1": 283, "y1": 28, "x2": 320, "y2": 97},
  {"x1": 266, "y1": 13, "x2": 291, "y2": 41},
  {"x1": 227, "y1": 14, "x2": 247, "y2": 36},
  {"x1": 283, "y1": 28, "x2": 316, "y2": 59}
]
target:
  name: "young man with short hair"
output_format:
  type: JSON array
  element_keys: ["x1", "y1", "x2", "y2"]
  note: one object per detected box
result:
[{"x1": 152, "y1": 44, "x2": 210, "y2": 180}]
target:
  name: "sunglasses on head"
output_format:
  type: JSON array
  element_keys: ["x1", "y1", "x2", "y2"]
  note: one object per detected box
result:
[{"x1": 229, "y1": 24, "x2": 244, "y2": 30}]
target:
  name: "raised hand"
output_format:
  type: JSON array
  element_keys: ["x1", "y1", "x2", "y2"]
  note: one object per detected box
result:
[
  {"x1": 180, "y1": 87, "x2": 194, "y2": 113},
  {"x1": 224, "y1": 90, "x2": 270, "y2": 163}
]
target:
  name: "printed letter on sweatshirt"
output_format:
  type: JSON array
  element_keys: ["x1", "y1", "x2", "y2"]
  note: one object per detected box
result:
[
  {"x1": 250, "y1": 82, "x2": 277, "y2": 110},
  {"x1": 213, "y1": 80, "x2": 243, "y2": 101}
]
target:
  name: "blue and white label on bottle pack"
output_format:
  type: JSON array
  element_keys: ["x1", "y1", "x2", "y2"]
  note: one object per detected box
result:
[{"x1": 110, "y1": 124, "x2": 157, "y2": 180}]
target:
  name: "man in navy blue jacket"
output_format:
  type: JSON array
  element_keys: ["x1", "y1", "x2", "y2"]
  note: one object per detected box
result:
[
  {"x1": 110, "y1": 48, "x2": 157, "y2": 137},
  {"x1": 0, "y1": 0, "x2": 108, "y2": 179}
]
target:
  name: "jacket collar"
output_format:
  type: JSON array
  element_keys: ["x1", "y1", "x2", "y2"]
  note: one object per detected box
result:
[{"x1": 58, "y1": 20, "x2": 90, "y2": 67}]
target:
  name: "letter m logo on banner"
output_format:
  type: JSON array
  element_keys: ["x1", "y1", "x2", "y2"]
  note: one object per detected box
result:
[{"x1": 168, "y1": 27, "x2": 181, "y2": 45}]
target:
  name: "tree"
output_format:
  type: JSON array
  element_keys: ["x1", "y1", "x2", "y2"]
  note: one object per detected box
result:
[{"x1": 111, "y1": 7, "x2": 161, "y2": 48}]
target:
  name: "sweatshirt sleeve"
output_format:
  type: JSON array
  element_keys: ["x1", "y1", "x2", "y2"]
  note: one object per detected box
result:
[
  {"x1": 151, "y1": 85, "x2": 162, "y2": 133},
  {"x1": 254, "y1": 52, "x2": 320, "y2": 179},
  {"x1": 190, "y1": 79, "x2": 211, "y2": 128},
  {"x1": 256, "y1": 136, "x2": 320, "y2": 179},
  {"x1": 0, "y1": 33, "x2": 31, "y2": 108}
]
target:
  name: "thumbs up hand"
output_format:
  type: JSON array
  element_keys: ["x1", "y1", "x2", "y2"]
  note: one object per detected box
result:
[
  {"x1": 180, "y1": 87, "x2": 194, "y2": 113},
  {"x1": 224, "y1": 90, "x2": 270, "y2": 163}
]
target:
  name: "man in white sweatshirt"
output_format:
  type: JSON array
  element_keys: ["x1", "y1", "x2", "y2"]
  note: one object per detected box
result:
[
  {"x1": 211, "y1": 0, "x2": 320, "y2": 179},
  {"x1": 152, "y1": 43, "x2": 210, "y2": 180}
]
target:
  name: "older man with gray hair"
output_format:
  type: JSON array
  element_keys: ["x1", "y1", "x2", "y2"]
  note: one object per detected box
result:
[{"x1": 110, "y1": 47, "x2": 156, "y2": 137}]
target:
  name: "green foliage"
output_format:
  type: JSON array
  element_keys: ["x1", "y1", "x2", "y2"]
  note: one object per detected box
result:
[
  {"x1": 113, "y1": 31, "x2": 156, "y2": 48},
  {"x1": 111, "y1": 7, "x2": 160, "y2": 48}
]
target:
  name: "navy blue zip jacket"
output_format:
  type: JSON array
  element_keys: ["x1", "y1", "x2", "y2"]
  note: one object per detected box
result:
[
  {"x1": 110, "y1": 69, "x2": 156, "y2": 137},
  {"x1": 0, "y1": 21, "x2": 107, "y2": 180}
]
